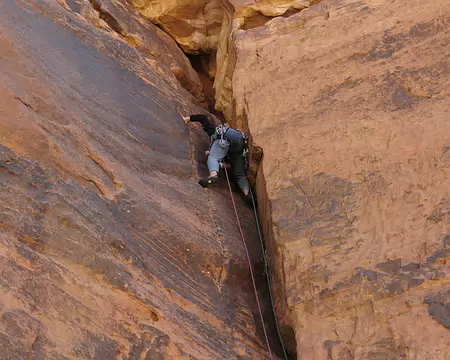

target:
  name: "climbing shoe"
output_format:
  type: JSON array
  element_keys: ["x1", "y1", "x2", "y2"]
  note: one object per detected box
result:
[{"x1": 199, "y1": 176, "x2": 218, "y2": 188}]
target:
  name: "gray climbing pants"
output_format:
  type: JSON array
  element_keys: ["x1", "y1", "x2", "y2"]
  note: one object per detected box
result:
[
  {"x1": 207, "y1": 140, "x2": 229, "y2": 172},
  {"x1": 207, "y1": 140, "x2": 250, "y2": 193}
]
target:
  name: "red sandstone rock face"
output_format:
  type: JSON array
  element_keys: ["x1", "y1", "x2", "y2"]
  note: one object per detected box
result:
[
  {"x1": 64, "y1": 0, "x2": 206, "y2": 104},
  {"x1": 225, "y1": 0, "x2": 450, "y2": 358},
  {"x1": 127, "y1": 0, "x2": 224, "y2": 53},
  {"x1": 0, "y1": 0, "x2": 274, "y2": 358},
  {"x1": 125, "y1": 0, "x2": 317, "y2": 53}
]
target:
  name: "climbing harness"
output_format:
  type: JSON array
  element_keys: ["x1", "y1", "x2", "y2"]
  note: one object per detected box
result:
[
  {"x1": 207, "y1": 125, "x2": 249, "y2": 164},
  {"x1": 223, "y1": 166, "x2": 289, "y2": 360},
  {"x1": 205, "y1": 125, "x2": 227, "y2": 155},
  {"x1": 224, "y1": 167, "x2": 275, "y2": 360},
  {"x1": 213, "y1": 124, "x2": 231, "y2": 149}
]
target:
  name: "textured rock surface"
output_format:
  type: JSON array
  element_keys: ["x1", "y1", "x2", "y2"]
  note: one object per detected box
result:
[
  {"x1": 126, "y1": 0, "x2": 316, "y2": 53},
  {"x1": 224, "y1": 0, "x2": 450, "y2": 358},
  {"x1": 64, "y1": 0, "x2": 206, "y2": 103},
  {"x1": 214, "y1": 0, "x2": 319, "y2": 119},
  {"x1": 0, "y1": 0, "x2": 275, "y2": 358},
  {"x1": 128, "y1": 0, "x2": 224, "y2": 53}
]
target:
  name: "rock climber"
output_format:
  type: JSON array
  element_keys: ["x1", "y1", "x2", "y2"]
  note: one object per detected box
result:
[{"x1": 182, "y1": 114, "x2": 251, "y2": 199}]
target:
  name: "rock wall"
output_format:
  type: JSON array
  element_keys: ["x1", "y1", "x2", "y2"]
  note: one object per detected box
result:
[
  {"x1": 3, "y1": 0, "x2": 448, "y2": 358},
  {"x1": 222, "y1": 0, "x2": 450, "y2": 359},
  {"x1": 65, "y1": 0, "x2": 206, "y2": 103},
  {"x1": 214, "y1": 0, "x2": 319, "y2": 122},
  {"x1": 127, "y1": 0, "x2": 224, "y2": 53},
  {"x1": 126, "y1": 0, "x2": 316, "y2": 53},
  {"x1": 0, "y1": 0, "x2": 275, "y2": 358}
]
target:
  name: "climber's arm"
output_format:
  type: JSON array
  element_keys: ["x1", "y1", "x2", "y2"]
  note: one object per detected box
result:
[{"x1": 183, "y1": 114, "x2": 217, "y2": 137}]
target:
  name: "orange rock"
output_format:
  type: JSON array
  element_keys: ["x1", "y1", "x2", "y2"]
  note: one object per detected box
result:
[
  {"x1": 214, "y1": 0, "x2": 318, "y2": 119},
  {"x1": 223, "y1": 0, "x2": 450, "y2": 358},
  {"x1": 128, "y1": 0, "x2": 224, "y2": 53},
  {"x1": 126, "y1": 0, "x2": 317, "y2": 53},
  {"x1": 68, "y1": 0, "x2": 206, "y2": 103},
  {"x1": 0, "y1": 0, "x2": 275, "y2": 358}
]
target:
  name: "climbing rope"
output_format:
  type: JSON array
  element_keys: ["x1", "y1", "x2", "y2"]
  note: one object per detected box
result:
[
  {"x1": 223, "y1": 166, "x2": 274, "y2": 360},
  {"x1": 249, "y1": 188, "x2": 290, "y2": 360}
]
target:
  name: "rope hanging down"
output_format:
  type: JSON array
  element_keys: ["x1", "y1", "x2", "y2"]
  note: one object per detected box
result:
[
  {"x1": 249, "y1": 187, "x2": 289, "y2": 360},
  {"x1": 223, "y1": 167, "x2": 274, "y2": 360}
]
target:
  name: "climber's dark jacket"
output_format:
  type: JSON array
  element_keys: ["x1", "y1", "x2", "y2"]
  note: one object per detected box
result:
[{"x1": 188, "y1": 114, "x2": 250, "y2": 193}]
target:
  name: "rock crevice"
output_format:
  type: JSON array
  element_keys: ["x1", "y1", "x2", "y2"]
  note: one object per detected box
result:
[
  {"x1": 218, "y1": 0, "x2": 450, "y2": 358},
  {"x1": 0, "y1": 0, "x2": 277, "y2": 358}
]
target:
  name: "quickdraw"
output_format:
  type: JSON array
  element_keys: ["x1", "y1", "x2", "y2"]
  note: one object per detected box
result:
[{"x1": 242, "y1": 132, "x2": 249, "y2": 171}]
